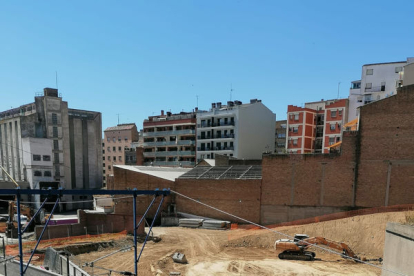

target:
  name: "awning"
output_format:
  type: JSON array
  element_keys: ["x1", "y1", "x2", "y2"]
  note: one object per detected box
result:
[
  {"x1": 328, "y1": 141, "x2": 342, "y2": 148},
  {"x1": 343, "y1": 118, "x2": 358, "y2": 131}
]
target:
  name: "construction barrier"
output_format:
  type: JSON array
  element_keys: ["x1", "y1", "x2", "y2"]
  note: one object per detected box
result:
[{"x1": 234, "y1": 204, "x2": 414, "y2": 230}]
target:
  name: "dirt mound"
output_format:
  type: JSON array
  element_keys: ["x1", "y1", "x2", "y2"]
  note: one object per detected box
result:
[{"x1": 227, "y1": 210, "x2": 414, "y2": 258}]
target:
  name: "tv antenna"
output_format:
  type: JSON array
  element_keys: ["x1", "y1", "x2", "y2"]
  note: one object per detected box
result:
[
  {"x1": 116, "y1": 114, "x2": 120, "y2": 125},
  {"x1": 230, "y1": 84, "x2": 234, "y2": 101}
]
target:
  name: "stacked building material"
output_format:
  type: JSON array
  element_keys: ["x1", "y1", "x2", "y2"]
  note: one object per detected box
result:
[
  {"x1": 201, "y1": 220, "x2": 231, "y2": 230},
  {"x1": 178, "y1": 218, "x2": 204, "y2": 228}
]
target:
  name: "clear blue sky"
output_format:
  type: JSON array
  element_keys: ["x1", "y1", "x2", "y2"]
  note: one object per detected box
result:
[{"x1": 1, "y1": 1, "x2": 413, "y2": 134}]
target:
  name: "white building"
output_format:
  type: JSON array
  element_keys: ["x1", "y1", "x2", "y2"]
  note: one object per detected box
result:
[
  {"x1": 348, "y1": 58, "x2": 414, "y2": 121},
  {"x1": 196, "y1": 99, "x2": 275, "y2": 161}
]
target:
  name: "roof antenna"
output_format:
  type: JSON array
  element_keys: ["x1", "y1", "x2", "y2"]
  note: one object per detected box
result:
[
  {"x1": 116, "y1": 114, "x2": 120, "y2": 125},
  {"x1": 56, "y1": 71, "x2": 58, "y2": 89},
  {"x1": 230, "y1": 83, "x2": 233, "y2": 101},
  {"x1": 337, "y1": 82, "x2": 341, "y2": 99}
]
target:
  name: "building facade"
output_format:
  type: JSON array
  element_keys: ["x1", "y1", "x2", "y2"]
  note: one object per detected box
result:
[
  {"x1": 275, "y1": 120, "x2": 287, "y2": 153},
  {"x1": 196, "y1": 99, "x2": 275, "y2": 161},
  {"x1": 286, "y1": 99, "x2": 348, "y2": 154},
  {"x1": 141, "y1": 110, "x2": 197, "y2": 167},
  {"x1": 103, "y1": 123, "x2": 139, "y2": 184},
  {"x1": 0, "y1": 88, "x2": 102, "y2": 209},
  {"x1": 348, "y1": 58, "x2": 414, "y2": 122}
]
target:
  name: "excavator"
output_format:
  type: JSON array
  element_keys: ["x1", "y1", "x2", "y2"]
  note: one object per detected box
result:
[{"x1": 275, "y1": 234, "x2": 359, "y2": 261}]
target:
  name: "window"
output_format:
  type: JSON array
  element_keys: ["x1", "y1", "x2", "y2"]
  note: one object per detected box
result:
[
  {"x1": 52, "y1": 113, "x2": 58, "y2": 125},
  {"x1": 107, "y1": 137, "x2": 110, "y2": 142},
  {"x1": 118, "y1": 137, "x2": 121, "y2": 142},
  {"x1": 395, "y1": 66, "x2": 403, "y2": 73},
  {"x1": 366, "y1": 83, "x2": 372, "y2": 89},
  {"x1": 294, "y1": 114, "x2": 299, "y2": 121},
  {"x1": 125, "y1": 137, "x2": 128, "y2": 141},
  {"x1": 331, "y1": 110, "x2": 337, "y2": 117},
  {"x1": 53, "y1": 140, "x2": 59, "y2": 150},
  {"x1": 113, "y1": 156, "x2": 116, "y2": 161},
  {"x1": 281, "y1": 124, "x2": 286, "y2": 129},
  {"x1": 336, "y1": 137, "x2": 341, "y2": 142},
  {"x1": 54, "y1": 153, "x2": 59, "y2": 163},
  {"x1": 113, "y1": 137, "x2": 116, "y2": 142},
  {"x1": 103, "y1": 150, "x2": 105, "y2": 154},
  {"x1": 381, "y1": 82, "x2": 386, "y2": 91},
  {"x1": 357, "y1": 96, "x2": 363, "y2": 103},
  {"x1": 103, "y1": 156, "x2": 105, "y2": 161},
  {"x1": 277, "y1": 133, "x2": 286, "y2": 138},
  {"x1": 108, "y1": 156, "x2": 111, "y2": 161},
  {"x1": 293, "y1": 139, "x2": 298, "y2": 145},
  {"x1": 34, "y1": 171, "x2": 42, "y2": 176},
  {"x1": 338, "y1": 109, "x2": 342, "y2": 116},
  {"x1": 33, "y1": 155, "x2": 41, "y2": 161},
  {"x1": 44, "y1": 171, "x2": 52, "y2": 177},
  {"x1": 113, "y1": 146, "x2": 116, "y2": 151},
  {"x1": 293, "y1": 127, "x2": 298, "y2": 133},
  {"x1": 366, "y1": 69, "x2": 373, "y2": 75},
  {"x1": 55, "y1": 166, "x2": 60, "y2": 177},
  {"x1": 107, "y1": 146, "x2": 110, "y2": 152},
  {"x1": 330, "y1": 124, "x2": 335, "y2": 130},
  {"x1": 329, "y1": 137, "x2": 335, "y2": 145},
  {"x1": 108, "y1": 165, "x2": 111, "y2": 170},
  {"x1": 119, "y1": 156, "x2": 122, "y2": 162},
  {"x1": 118, "y1": 146, "x2": 122, "y2": 151},
  {"x1": 53, "y1": 127, "x2": 58, "y2": 138},
  {"x1": 43, "y1": 155, "x2": 51, "y2": 161}
]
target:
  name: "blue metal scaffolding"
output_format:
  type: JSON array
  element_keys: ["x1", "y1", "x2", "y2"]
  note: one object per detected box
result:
[{"x1": 0, "y1": 187, "x2": 170, "y2": 276}]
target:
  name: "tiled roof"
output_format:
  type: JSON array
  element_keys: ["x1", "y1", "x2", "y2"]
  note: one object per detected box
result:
[{"x1": 105, "y1": 124, "x2": 136, "y2": 131}]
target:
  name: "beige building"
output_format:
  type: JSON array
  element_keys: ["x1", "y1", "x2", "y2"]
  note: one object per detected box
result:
[{"x1": 103, "y1": 124, "x2": 139, "y2": 185}]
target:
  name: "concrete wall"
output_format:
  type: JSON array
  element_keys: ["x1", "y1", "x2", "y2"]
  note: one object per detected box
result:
[
  {"x1": 35, "y1": 210, "x2": 144, "y2": 240},
  {"x1": 382, "y1": 222, "x2": 414, "y2": 276},
  {"x1": 0, "y1": 259, "x2": 60, "y2": 276}
]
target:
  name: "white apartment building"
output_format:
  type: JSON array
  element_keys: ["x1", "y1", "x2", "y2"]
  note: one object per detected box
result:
[
  {"x1": 348, "y1": 58, "x2": 414, "y2": 121},
  {"x1": 196, "y1": 99, "x2": 275, "y2": 161}
]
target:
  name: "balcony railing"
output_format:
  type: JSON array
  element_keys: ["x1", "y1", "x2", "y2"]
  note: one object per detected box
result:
[
  {"x1": 143, "y1": 140, "x2": 196, "y2": 147},
  {"x1": 197, "y1": 147, "x2": 234, "y2": 151},
  {"x1": 197, "y1": 134, "x2": 235, "y2": 139},
  {"x1": 143, "y1": 151, "x2": 195, "y2": 157},
  {"x1": 197, "y1": 121, "x2": 235, "y2": 128},
  {"x1": 143, "y1": 161, "x2": 195, "y2": 167},
  {"x1": 142, "y1": 129, "x2": 195, "y2": 137}
]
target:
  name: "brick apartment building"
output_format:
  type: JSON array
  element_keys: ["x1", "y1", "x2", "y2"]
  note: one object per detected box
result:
[
  {"x1": 286, "y1": 99, "x2": 349, "y2": 153},
  {"x1": 141, "y1": 110, "x2": 197, "y2": 167},
  {"x1": 102, "y1": 123, "x2": 139, "y2": 185}
]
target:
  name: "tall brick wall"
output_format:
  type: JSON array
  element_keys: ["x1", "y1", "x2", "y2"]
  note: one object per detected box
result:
[
  {"x1": 356, "y1": 85, "x2": 414, "y2": 207},
  {"x1": 175, "y1": 178, "x2": 261, "y2": 223},
  {"x1": 112, "y1": 166, "x2": 174, "y2": 218}
]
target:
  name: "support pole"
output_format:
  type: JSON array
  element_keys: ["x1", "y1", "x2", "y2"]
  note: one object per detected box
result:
[
  {"x1": 133, "y1": 191, "x2": 137, "y2": 276},
  {"x1": 22, "y1": 196, "x2": 49, "y2": 234},
  {"x1": 16, "y1": 188, "x2": 23, "y2": 276}
]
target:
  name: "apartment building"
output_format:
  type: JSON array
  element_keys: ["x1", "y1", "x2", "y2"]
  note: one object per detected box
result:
[
  {"x1": 103, "y1": 123, "x2": 139, "y2": 184},
  {"x1": 348, "y1": 58, "x2": 414, "y2": 121},
  {"x1": 196, "y1": 99, "x2": 275, "y2": 161},
  {"x1": 275, "y1": 120, "x2": 287, "y2": 153},
  {"x1": 286, "y1": 99, "x2": 348, "y2": 154},
  {"x1": 0, "y1": 88, "x2": 102, "y2": 209},
  {"x1": 141, "y1": 110, "x2": 197, "y2": 167}
]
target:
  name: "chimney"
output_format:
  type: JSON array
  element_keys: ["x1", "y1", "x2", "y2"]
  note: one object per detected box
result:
[{"x1": 161, "y1": 110, "x2": 164, "y2": 116}]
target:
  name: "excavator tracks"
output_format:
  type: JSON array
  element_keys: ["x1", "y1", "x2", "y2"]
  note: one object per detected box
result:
[{"x1": 278, "y1": 250, "x2": 315, "y2": 261}]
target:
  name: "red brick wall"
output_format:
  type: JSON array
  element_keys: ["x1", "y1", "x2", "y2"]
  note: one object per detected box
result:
[
  {"x1": 356, "y1": 85, "x2": 414, "y2": 207},
  {"x1": 175, "y1": 179, "x2": 261, "y2": 223}
]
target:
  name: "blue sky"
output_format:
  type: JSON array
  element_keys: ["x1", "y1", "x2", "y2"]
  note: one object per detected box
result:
[{"x1": 1, "y1": 1, "x2": 413, "y2": 133}]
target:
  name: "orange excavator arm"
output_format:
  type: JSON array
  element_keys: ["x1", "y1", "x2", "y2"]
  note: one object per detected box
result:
[{"x1": 299, "y1": 237, "x2": 358, "y2": 258}]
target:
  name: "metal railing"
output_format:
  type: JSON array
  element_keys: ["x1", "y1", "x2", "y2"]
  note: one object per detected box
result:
[
  {"x1": 364, "y1": 86, "x2": 384, "y2": 92},
  {"x1": 197, "y1": 134, "x2": 235, "y2": 139},
  {"x1": 197, "y1": 121, "x2": 235, "y2": 128},
  {"x1": 142, "y1": 129, "x2": 195, "y2": 137},
  {"x1": 143, "y1": 161, "x2": 195, "y2": 166},
  {"x1": 143, "y1": 151, "x2": 195, "y2": 157},
  {"x1": 197, "y1": 147, "x2": 234, "y2": 151}
]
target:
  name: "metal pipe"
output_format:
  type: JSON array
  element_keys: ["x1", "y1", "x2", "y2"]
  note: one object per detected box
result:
[
  {"x1": 135, "y1": 196, "x2": 157, "y2": 230},
  {"x1": 137, "y1": 196, "x2": 165, "y2": 265},
  {"x1": 133, "y1": 191, "x2": 137, "y2": 276},
  {"x1": 16, "y1": 189, "x2": 23, "y2": 276},
  {"x1": 0, "y1": 165, "x2": 19, "y2": 187},
  {"x1": 21, "y1": 196, "x2": 49, "y2": 234},
  {"x1": 23, "y1": 198, "x2": 60, "y2": 274}
]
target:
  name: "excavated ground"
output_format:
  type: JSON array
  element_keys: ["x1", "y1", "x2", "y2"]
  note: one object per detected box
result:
[{"x1": 73, "y1": 210, "x2": 414, "y2": 275}]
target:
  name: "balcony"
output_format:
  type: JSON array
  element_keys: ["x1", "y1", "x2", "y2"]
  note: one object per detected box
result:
[
  {"x1": 143, "y1": 140, "x2": 196, "y2": 147},
  {"x1": 143, "y1": 151, "x2": 195, "y2": 157},
  {"x1": 143, "y1": 161, "x2": 195, "y2": 167},
  {"x1": 142, "y1": 129, "x2": 195, "y2": 137},
  {"x1": 197, "y1": 121, "x2": 235, "y2": 128},
  {"x1": 197, "y1": 147, "x2": 234, "y2": 151},
  {"x1": 197, "y1": 134, "x2": 235, "y2": 140},
  {"x1": 365, "y1": 86, "x2": 384, "y2": 93}
]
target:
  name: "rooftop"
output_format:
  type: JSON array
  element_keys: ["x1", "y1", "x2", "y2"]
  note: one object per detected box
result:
[
  {"x1": 363, "y1": 61, "x2": 406, "y2": 67},
  {"x1": 179, "y1": 165, "x2": 262, "y2": 179},
  {"x1": 105, "y1": 124, "x2": 137, "y2": 132},
  {"x1": 114, "y1": 165, "x2": 191, "y2": 181}
]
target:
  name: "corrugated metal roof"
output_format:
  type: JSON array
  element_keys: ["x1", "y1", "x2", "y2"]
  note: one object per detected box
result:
[
  {"x1": 179, "y1": 165, "x2": 261, "y2": 180},
  {"x1": 105, "y1": 124, "x2": 136, "y2": 131},
  {"x1": 114, "y1": 165, "x2": 191, "y2": 181}
]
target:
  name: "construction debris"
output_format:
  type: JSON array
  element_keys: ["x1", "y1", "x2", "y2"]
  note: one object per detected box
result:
[
  {"x1": 172, "y1": 252, "x2": 187, "y2": 264},
  {"x1": 178, "y1": 218, "x2": 203, "y2": 228},
  {"x1": 201, "y1": 220, "x2": 230, "y2": 230}
]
